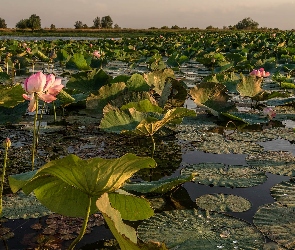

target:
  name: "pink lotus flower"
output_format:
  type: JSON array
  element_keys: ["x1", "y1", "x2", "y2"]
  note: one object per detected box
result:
[
  {"x1": 93, "y1": 50, "x2": 101, "y2": 58},
  {"x1": 263, "y1": 107, "x2": 276, "y2": 120},
  {"x1": 250, "y1": 68, "x2": 270, "y2": 78},
  {"x1": 22, "y1": 72, "x2": 64, "y2": 112}
]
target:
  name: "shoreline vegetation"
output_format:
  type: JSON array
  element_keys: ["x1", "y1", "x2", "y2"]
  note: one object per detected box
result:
[{"x1": 0, "y1": 27, "x2": 287, "y2": 39}]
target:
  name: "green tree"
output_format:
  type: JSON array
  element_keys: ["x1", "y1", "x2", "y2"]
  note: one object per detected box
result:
[
  {"x1": 171, "y1": 25, "x2": 180, "y2": 29},
  {"x1": 15, "y1": 19, "x2": 29, "y2": 29},
  {"x1": 113, "y1": 23, "x2": 121, "y2": 29},
  {"x1": 50, "y1": 24, "x2": 56, "y2": 30},
  {"x1": 74, "y1": 21, "x2": 84, "y2": 29},
  {"x1": 101, "y1": 15, "x2": 113, "y2": 29},
  {"x1": 27, "y1": 14, "x2": 41, "y2": 31},
  {"x1": 93, "y1": 17, "x2": 101, "y2": 29},
  {"x1": 234, "y1": 17, "x2": 259, "y2": 30},
  {"x1": 0, "y1": 18, "x2": 7, "y2": 28}
]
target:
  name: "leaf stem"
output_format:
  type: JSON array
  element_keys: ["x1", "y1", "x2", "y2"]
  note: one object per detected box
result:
[
  {"x1": 68, "y1": 197, "x2": 92, "y2": 250},
  {"x1": 0, "y1": 143, "x2": 9, "y2": 217}
]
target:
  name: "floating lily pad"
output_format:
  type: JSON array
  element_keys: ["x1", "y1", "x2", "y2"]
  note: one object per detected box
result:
[
  {"x1": 138, "y1": 209, "x2": 265, "y2": 250},
  {"x1": 270, "y1": 179, "x2": 295, "y2": 207},
  {"x1": 190, "y1": 132, "x2": 263, "y2": 154},
  {"x1": 181, "y1": 163, "x2": 267, "y2": 188},
  {"x1": 196, "y1": 193, "x2": 251, "y2": 212},
  {"x1": 246, "y1": 151, "x2": 295, "y2": 176},
  {"x1": 2, "y1": 191, "x2": 52, "y2": 219},
  {"x1": 263, "y1": 242, "x2": 288, "y2": 250},
  {"x1": 253, "y1": 203, "x2": 295, "y2": 249}
]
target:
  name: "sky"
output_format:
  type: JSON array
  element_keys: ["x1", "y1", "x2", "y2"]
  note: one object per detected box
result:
[{"x1": 1, "y1": 0, "x2": 295, "y2": 30}]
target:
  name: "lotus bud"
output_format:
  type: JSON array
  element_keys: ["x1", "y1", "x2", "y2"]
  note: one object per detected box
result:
[
  {"x1": 3, "y1": 138, "x2": 11, "y2": 149},
  {"x1": 263, "y1": 107, "x2": 276, "y2": 120}
]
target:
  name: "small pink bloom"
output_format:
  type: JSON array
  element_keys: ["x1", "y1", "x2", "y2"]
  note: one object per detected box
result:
[
  {"x1": 93, "y1": 50, "x2": 101, "y2": 58},
  {"x1": 89, "y1": 43, "x2": 93, "y2": 48},
  {"x1": 263, "y1": 107, "x2": 276, "y2": 120},
  {"x1": 250, "y1": 68, "x2": 270, "y2": 78},
  {"x1": 22, "y1": 72, "x2": 64, "y2": 112},
  {"x1": 26, "y1": 47, "x2": 31, "y2": 53}
]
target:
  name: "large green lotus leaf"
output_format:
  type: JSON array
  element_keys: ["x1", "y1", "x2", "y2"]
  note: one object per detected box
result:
[
  {"x1": 96, "y1": 193, "x2": 137, "y2": 244},
  {"x1": 2, "y1": 191, "x2": 52, "y2": 219},
  {"x1": 9, "y1": 154, "x2": 156, "y2": 217},
  {"x1": 270, "y1": 179, "x2": 295, "y2": 207},
  {"x1": 66, "y1": 69, "x2": 111, "y2": 94},
  {"x1": 0, "y1": 102, "x2": 28, "y2": 125},
  {"x1": 0, "y1": 83, "x2": 25, "y2": 108},
  {"x1": 0, "y1": 72, "x2": 10, "y2": 83},
  {"x1": 143, "y1": 69, "x2": 175, "y2": 96},
  {"x1": 105, "y1": 91, "x2": 157, "y2": 112},
  {"x1": 196, "y1": 193, "x2": 251, "y2": 212},
  {"x1": 86, "y1": 82, "x2": 126, "y2": 111},
  {"x1": 138, "y1": 209, "x2": 265, "y2": 250},
  {"x1": 126, "y1": 73, "x2": 150, "y2": 92},
  {"x1": 253, "y1": 203, "x2": 295, "y2": 249},
  {"x1": 134, "y1": 108, "x2": 196, "y2": 136},
  {"x1": 108, "y1": 192, "x2": 154, "y2": 221},
  {"x1": 99, "y1": 108, "x2": 147, "y2": 133},
  {"x1": 189, "y1": 82, "x2": 235, "y2": 116},
  {"x1": 263, "y1": 242, "x2": 287, "y2": 250},
  {"x1": 237, "y1": 75, "x2": 263, "y2": 97},
  {"x1": 122, "y1": 174, "x2": 195, "y2": 194},
  {"x1": 56, "y1": 48, "x2": 70, "y2": 63},
  {"x1": 32, "y1": 176, "x2": 99, "y2": 217},
  {"x1": 111, "y1": 75, "x2": 131, "y2": 84},
  {"x1": 246, "y1": 151, "x2": 295, "y2": 176},
  {"x1": 66, "y1": 53, "x2": 91, "y2": 70},
  {"x1": 181, "y1": 163, "x2": 267, "y2": 188},
  {"x1": 222, "y1": 112, "x2": 269, "y2": 125},
  {"x1": 120, "y1": 99, "x2": 163, "y2": 113}
]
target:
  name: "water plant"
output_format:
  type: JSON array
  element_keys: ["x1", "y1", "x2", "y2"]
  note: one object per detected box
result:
[
  {"x1": 22, "y1": 72, "x2": 64, "y2": 169},
  {"x1": 8, "y1": 153, "x2": 157, "y2": 249}
]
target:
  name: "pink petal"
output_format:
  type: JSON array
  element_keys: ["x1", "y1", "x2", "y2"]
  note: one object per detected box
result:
[
  {"x1": 22, "y1": 93, "x2": 32, "y2": 101},
  {"x1": 38, "y1": 93, "x2": 56, "y2": 103},
  {"x1": 24, "y1": 72, "x2": 46, "y2": 94},
  {"x1": 44, "y1": 74, "x2": 56, "y2": 91},
  {"x1": 28, "y1": 96, "x2": 36, "y2": 112},
  {"x1": 47, "y1": 84, "x2": 64, "y2": 96}
]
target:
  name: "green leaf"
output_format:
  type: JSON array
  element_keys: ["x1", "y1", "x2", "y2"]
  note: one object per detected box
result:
[
  {"x1": 0, "y1": 102, "x2": 28, "y2": 125},
  {"x1": 99, "y1": 108, "x2": 147, "y2": 133},
  {"x1": 120, "y1": 99, "x2": 163, "y2": 113},
  {"x1": 143, "y1": 69, "x2": 175, "y2": 96},
  {"x1": 0, "y1": 83, "x2": 25, "y2": 108},
  {"x1": 134, "y1": 108, "x2": 195, "y2": 137},
  {"x1": 221, "y1": 112, "x2": 269, "y2": 125},
  {"x1": 96, "y1": 193, "x2": 137, "y2": 244},
  {"x1": 108, "y1": 192, "x2": 154, "y2": 221},
  {"x1": 86, "y1": 82, "x2": 126, "y2": 111},
  {"x1": 9, "y1": 154, "x2": 156, "y2": 217},
  {"x1": 66, "y1": 53, "x2": 91, "y2": 70},
  {"x1": 126, "y1": 74, "x2": 150, "y2": 92},
  {"x1": 66, "y1": 69, "x2": 111, "y2": 94},
  {"x1": 189, "y1": 82, "x2": 235, "y2": 116},
  {"x1": 122, "y1": 174, "x2": 195, "y2": 194}
]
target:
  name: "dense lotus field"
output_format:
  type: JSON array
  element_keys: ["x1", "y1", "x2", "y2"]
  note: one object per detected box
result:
[{"x1": 1, "y1": 31, "x2": 295, "y2": 249}]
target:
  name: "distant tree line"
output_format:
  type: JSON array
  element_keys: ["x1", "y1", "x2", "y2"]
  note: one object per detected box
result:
[{"x1": 0, "y1": 16, "x2": 280, "y2": 31}]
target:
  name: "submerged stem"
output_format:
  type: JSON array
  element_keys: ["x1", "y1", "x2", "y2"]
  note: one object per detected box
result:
[
  {"x1": 150, "y1": 134, "x2": 155, "y2": 159},
  {"x1": 68, "y1": 197, "x2": 92, "y2": 250},
  {"x1": 32, "y1": 94, "x2": 39, "y2": 170}
]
